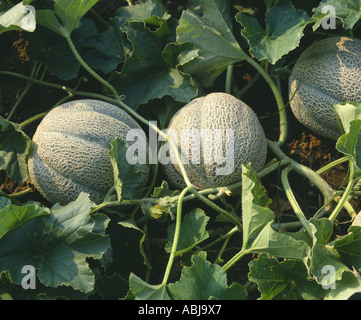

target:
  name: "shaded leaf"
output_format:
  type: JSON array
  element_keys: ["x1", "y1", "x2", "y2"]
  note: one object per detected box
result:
[
  {"x1": 0, "y1": 193, "x2": 110, "y2": 293},
  {"x1": 0, "y1": 117, "x2": 31, "y2": 183},
  {"x1": 334, "y1": 226, "x2": 361, "y2": 271},
  {"x1": 109, "y1": 19, "x2": 197, "y2": 110}
]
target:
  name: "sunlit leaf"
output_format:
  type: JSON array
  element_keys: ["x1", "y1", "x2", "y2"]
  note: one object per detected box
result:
[
  {"x1": 236, "y1": 1, "x2": 313, "y2": 64},
  {"x1": 167, "y1": 252, "x2": 247, "y2": 300}
]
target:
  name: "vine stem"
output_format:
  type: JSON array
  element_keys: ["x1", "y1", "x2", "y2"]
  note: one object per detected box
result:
[
  {"x1": 225, "y1": 64, "x2": 234, "y2": 94},
  {"x1": 244, "y1": 56, "x2": 288, "y2": 146},
  {"x1": 281, "y1": 165, "x2": 313, "y2": 237},
  {"x1": 328, "y1": 159, "x2": 356, "y2": 222},
  {"x1": 161, "y1": 186, "x2": 192, "y2": 286}
]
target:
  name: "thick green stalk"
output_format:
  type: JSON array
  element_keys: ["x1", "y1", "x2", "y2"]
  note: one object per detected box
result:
[{"x1": 225, "y1": 64, "x2": 234, "y2": 94}]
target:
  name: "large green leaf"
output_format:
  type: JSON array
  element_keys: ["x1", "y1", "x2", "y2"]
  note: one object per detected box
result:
[
  {"x1": 0, "y1": 200, "x2": 49, "y2": 240},
  {"x1": 313, "y1": 0, "x2": 361, "y2": 30},
  {"x1": 36, "y1": 0, "x2": 98, "y2": 36},
  {"x1": 0, "y1": 117, "x2": 31, "y2": 183},
  {"x1": 109, "y1": 19, "x2": 197, "y2": 110},
  {"x1": 0, "y1": 193, "x2": 110, "y2": 293},
  {"x1": 165, "y1": 208, "x2": 210, "y2": 255},
  {"x1": 236, "y1": 1, "x2": 313, "y2": 64},
  {"x1": 167, "y1": 252, "x2": 247, "y2": 300},
  {"x1": 249, "y1": 254, "x2": 325, "y2": 300},
  {"x1": 176, "y1": 0, "x2": 246, "y2": 87}
]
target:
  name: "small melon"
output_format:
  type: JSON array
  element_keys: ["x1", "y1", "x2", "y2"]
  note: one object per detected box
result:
[
  {"x1": 28, "y1": 99, "x2": 150, "y2": 205},
  {"x1": 161, "y1": 92, "x2": 267, "y2": 189},
  {"x1": 289, "y1": 36, "x2": 361, "y2": 140}
]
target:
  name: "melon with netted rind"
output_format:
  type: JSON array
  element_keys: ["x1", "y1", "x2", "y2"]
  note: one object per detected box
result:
[
  {"x1": 161, "y1": 92, "x2": 267, "y2": 190},
  {"x1": 289, "y1": 36, "x2": 361, "y2": 140},
  {"x1": 28, "y1": 99, "x2": 150, "y2": 205}
]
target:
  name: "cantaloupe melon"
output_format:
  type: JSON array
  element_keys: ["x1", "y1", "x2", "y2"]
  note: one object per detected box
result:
[
  {"x1": 28, "y1": 99, "x2": 150, "y2": 205},
  {"x1": 289, "y1": 36, "x2": 361, "y2": 140},
  {"x1": 161, "y1": 92, "x2": 267, "y2": 190}
]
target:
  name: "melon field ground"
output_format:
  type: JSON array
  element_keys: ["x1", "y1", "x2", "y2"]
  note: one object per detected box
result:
[{"x1": 1, "y1": 0, "x2": 361, "y2": 302}]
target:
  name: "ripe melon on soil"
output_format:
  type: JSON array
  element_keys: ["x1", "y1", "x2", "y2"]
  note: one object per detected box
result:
[
  {"x1": 161, "y1": 92, "x2": 267, "y2": 190},
  {"x1": 289, "y1": 36, "x2": 361, "y2": 140},
  {"x1": 28, "y1": 99, "x2": 150, "y2": 205}
]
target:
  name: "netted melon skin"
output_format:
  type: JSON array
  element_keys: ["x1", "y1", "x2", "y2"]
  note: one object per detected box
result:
[
  {"x1": 28, "y1": 99, "x2": 149, "y2": 205},
  {"x1": 289, "y1": 36, "x2": 361, "y2": 140},
  {"x1": 162, "y1": 92, "x2": 267, "y2": 190}
]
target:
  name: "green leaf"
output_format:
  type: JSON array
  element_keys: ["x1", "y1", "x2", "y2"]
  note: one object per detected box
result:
[
  {"x1": 324, "y1": 270, "x2": 361, "y2": 300},
  {"x1": 334, "y1": 226, "x2": 361, "y2": 271},
  {"x1": 236, "y1": 1, "x2": 313, "y2": 64},
  {"x1": 117, "y1": 219, "x2": 150, "y2": 269},
  {"x1": 176, "y1": 0, "x2": 246, "y2": 87},
  {"x1": 249, "y1": 221, "x2": 310, "y2": 260},
  {"x1": 0, "y1": 117, "x2": 31, "y2": 183},
  {"x1": 334, "y1": 102, "x2": 361, "y2": 133},
  {"x1": 248, "y1": 254, "x2": 325, "y2": 300},
  {"x1": 109, "y1": 19, "x2": 197, "y2": 110},
  {"x1": 312, "y1": 0, "x2": 361, "y2": 30},
  {"x1": 241, "y1": 165, "x2": 309, "y2": 259},
  {"x1": 54, "y1": 0, "x2": 98, "y2": 35},
  {"x1": 336, "y1": 119, "x2": 361, "y2": 169},
  {"x1": 0, "y1": 193, "x2": 110, "y2": 293},
  {"x1": 165, "y1": 208, "x2": 210, "y2": 255},
  {"x1": 0, "y1": 201, "x2": 49, "y2": 240},
  {"x1": 83, "y1": 26, "x2": 129, "y2": 74},
  {"x1": 129, "y1": 273, "x2": 170, "y2": 300},
  {"x1": 308, "y1": 218, "x2": 350, "y2": 286},
  {"x1": 114, "y1": 0, "x2": 170, "y2": 27},
  {"x1": 167, "y1": 252, "x2": 247, "y2": 300},
  {"x1": 108, "y1": 138, "x2": 143, "y2": 201},
  {"x1": 0, "y1": 1, "x2": 35, "y2": 34},
  {"x1": 24, "y1": 26, "x2": 81, "y2": 80},
  {"x1": 241, "y1": 165, "x2": 274, "y2": 249},
  {"x1": 35, "y1": 9, "x2": 64, "y2": 36}
]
